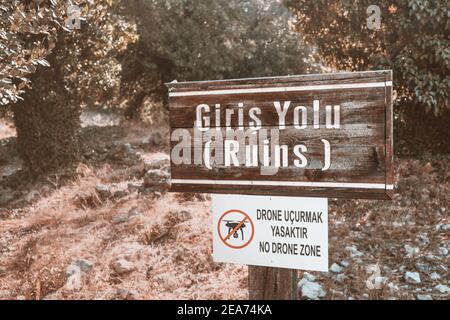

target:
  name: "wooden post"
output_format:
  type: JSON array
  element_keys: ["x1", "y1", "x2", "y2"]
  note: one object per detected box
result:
[{"x1": 248, "y1": 266, "x2": 298, "y2": 300}]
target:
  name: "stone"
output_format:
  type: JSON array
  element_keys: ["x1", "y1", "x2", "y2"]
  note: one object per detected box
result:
[
  {"x1": 168, "y1": 210, "x2": 192, "y2": 223},
  {"x1": 345, "y1": 245, "x2": 363, "y2": 258},
  {"x1": 302, "y1": 272, "x2": 316, "y2": 282},
  {"x1": 405, "y1": 244, "x2": 419, "y2": 257},
  {"x1": 387, "y1": 282, "x2": 399, "y2": 291},
  {"x1": 111, "y1": 258, "x2": 135, "y2": 275},
  {"x1": 340, "y1": 260, "x2": 350, "y2": 268},
  {"x1": 336, "y1": 274, "x2": 347, "y2": 283},
  {"x1": 114, "y1": 242, "x2": 143, "y2": 259},
  {"x1": 153, "y1": 191, "x2": 162, "y2": 198},
  {"x1": 437, "y1": 247, "x2": 448, "y2": 256},
  {"x1": 330, "y1": 263, "x2": 343, "y2": 273},
  {"x1": 140, "y1": 134, "x2": 164, "y2": 148},
  {"x1": 298, "y1": 279, "x2": 326, "y2": 300},
  {"x1": 73, "y1": 259, "x2": 93, "y2": 273},
  {"x1": 425, "y1": 254, "x2": 439, "y2": 262},
  {"x1": 127, "y1": 181, "x2": 143, "y2": 193},
  {"x1": 25, "y1": 190, "x2": 40, "y2": 202},
  {"x1": 383, "y1": 265, "x2": 392, "y2": 273},
  {"x1": 116, "y1": 288, "x2": 137, "y2": 300},
  {"x1": 415, "y1": 263, "x2": 429, "y2": 272},
  {"x1": 66, "y1": 264, "x2": 80, "y2": 277},
  {"x1": 128, "y1": 207, "x2": 139, "y2": 217},
  {"x1": 95, "y1": 184, "x2": 111, "y2": 200},
  {"x1": 369, "y1": 276, "x2": 387, "y2": 289},
  {"x1": 440, "y1": 224, "x2": 450, "y2": 232},
  {"x1": 143, "y1": 169, "x2": 170, "y2": 191},
  {"x1": 112, "y1": 188, "x2": 129, "y2": 199},
  {"x1": 113, "y1": 212, "x2": 129, "y2": 224},
  {"x1": 144, "y1": 157, "x2": 170, "y2": 171},
  {"x1": 65, "y1": 266, "x2": 82, "y2": 291},
  {"x1": 393, "y1": 221, "x2": 405, "y2": 228},
  {"x1": 140, "y1": 137, "x2": 152, "y2": 146},
  {"x1": 430, "y1": 272, "x2": 441, "y2": 281},
  {"x1": 405, "y1": 271, "x2": 421, "y2": 284},
  {"x1": 416, "y1": 294, "x2": 432, "y2": 300},
  {"x1": 1, "y1": 165, "x2": 20, "y2": 178},
  {"x1": 124, "y1": 143, "x2": 133, "y2": 152},
  {"x1": 416, "y1": 234, "x2": 430, "y2": 246},
  {"x1": 434, "y1": 284, "x2": 450, "y2": 294}
]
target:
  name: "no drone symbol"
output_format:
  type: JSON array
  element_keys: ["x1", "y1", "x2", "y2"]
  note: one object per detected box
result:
[{"x1": 218, "y1": 209, "x2": 254, "y2": 249}]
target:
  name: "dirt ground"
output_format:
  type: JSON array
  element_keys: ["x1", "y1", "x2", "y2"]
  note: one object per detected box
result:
[{"x1": 0, "y1": 115, "x2": 448, "y2": 300}]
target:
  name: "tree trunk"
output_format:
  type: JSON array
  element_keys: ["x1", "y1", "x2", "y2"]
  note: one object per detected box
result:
[{"x1": 12, "y1": 36, "x2": 80, "y2": 177}]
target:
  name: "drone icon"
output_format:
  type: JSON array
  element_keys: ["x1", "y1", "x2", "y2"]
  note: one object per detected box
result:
[
  {"x1": 223, "y1": 220, "x2": 247, "y2": 241},
  {"x1": 217, "y1": 209, "x2": 254, "y2": 249}
]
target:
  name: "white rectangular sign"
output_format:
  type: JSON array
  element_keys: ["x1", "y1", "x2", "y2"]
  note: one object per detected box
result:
[{"x1": 212, "y1": 194, "x2": 328, "y2": 272}]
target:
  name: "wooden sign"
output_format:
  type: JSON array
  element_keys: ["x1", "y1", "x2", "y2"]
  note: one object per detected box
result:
[{"x1": 166, "y1": 70, "x2": 393, "y2": 200}]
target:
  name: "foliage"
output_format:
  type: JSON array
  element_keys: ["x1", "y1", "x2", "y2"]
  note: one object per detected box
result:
[
  {"x1": 0, "y1": 0, "x2": 64, "y2": 106},
  {"x1": 133, "y1": 0, "x2": 314, "y2": 81},
  {"x1": 0, "y1": 0, "x2": 136, "y2": 108},
  {"x1": 119, "y1": 0, "x2": 316, "y2": 120},
  {"x1": 284, "y1": 0, "x2": 449, "y2": 114},
  {"x1": 60, "y1": 1, "x2": 137, "y2": 108}
]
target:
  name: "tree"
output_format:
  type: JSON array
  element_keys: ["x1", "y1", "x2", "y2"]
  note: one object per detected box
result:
[
  {"x1": 1, "y1": 1, "x2": 134, "y2": 176},
  {"x1": 120, "y1": 0, "x2": 316, "y2": 120},
  {"x1": 0, "y1": 1, "x2": 63, "y2": 106},
  {"x1": 284, "y1": 0, "x2": 449, "y2": 115}
]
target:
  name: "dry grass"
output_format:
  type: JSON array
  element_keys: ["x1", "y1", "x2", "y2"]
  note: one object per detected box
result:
[{"x1": 0, "y1": 162, "x2": 247, "y2": 300}]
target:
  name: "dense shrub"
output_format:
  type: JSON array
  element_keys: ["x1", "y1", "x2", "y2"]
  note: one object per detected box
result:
[
  {"x1": 284, "y1": 0, "x2": 449, "y2": 115},
  {"x1": 119, "y1": 0, "x2": 316, "y2": 120}
]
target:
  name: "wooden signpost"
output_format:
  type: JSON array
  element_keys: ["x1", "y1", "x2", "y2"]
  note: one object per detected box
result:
[{"x1": 166, "y1": 70, "x2": 394, "y2": 299}]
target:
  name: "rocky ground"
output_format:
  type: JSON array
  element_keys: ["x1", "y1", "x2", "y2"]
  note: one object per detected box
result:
[
  {"x1": 300, "y1": 154, "x2": 449, "y2": 300},
  {"x1": 0, "y1": 115, "x2": 448, "y2": 300}
]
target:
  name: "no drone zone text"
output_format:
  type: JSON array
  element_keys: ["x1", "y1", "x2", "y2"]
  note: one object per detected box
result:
[{"x1": 167, "y1": 70, "x2": 394, "y2": 199}]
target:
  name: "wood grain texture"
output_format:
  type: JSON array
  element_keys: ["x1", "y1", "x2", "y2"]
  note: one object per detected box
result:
[
  {"x1": 169, "y1": 87, "x2": 386, "y2": 129},
  {"x1": 248, "y1": 266, "x2": 298, "y2": 300},
  {"x1": 170, "y1": 125, "x2": 386, "y2": 182},
  {"x1": 167, "y1": 71, "x2": 394, "y2": 200},
  {"x1": 166, "y1": 70, "x2": 389, "y2": 92},
  {"x1": 385, "y1": 71, "x2": 394, "y2": 199}
]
